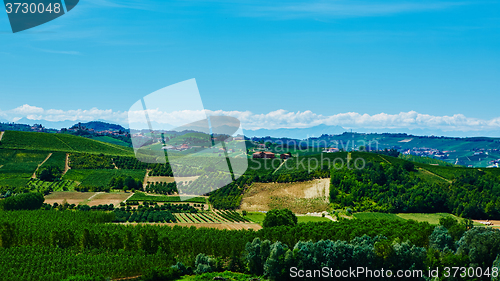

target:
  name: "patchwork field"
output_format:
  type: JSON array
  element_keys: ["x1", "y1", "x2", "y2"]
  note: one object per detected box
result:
[
  {"x1": 44, "y1": 191, "x2": 96, "y2": 205},
  {"x1": 44, "y1": 191, "x2": 132, "y2": 206},
  {"x1": 240, "y1": 178, "x2": 330, "y2": 213}
]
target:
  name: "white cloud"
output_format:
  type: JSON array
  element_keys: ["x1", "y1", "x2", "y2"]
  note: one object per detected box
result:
[{"x1": 1, "y1": 104, "x2": 500, "y2": 133}]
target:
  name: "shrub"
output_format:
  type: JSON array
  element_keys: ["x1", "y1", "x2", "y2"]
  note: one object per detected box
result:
[
  {"x1": 0, "y1": 192, "x2": 44, "y2": 211},
  {"x1": 263, "y1": 209, "x2": 297, "y2": 228}
]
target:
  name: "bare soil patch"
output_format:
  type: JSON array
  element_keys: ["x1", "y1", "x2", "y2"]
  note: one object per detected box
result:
[
  {"x1": 44, "y1": 191, "x2": 95, "y2": 205},
  {"x1": 87, "y1": 192, "x2": 130, "y2": 206},
  {"x1": 146, "y1": 176, "x2": 176, "y2": 183},
  {"x1": 241, "y1": 179, "x2": 330, "y2": 214},
  {"x1": 165, "y1": 223, "x2": 262, "y2": 230}
]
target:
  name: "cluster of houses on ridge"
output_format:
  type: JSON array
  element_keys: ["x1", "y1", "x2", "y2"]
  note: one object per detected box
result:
[{"x1": 252, "y1": 151, "x2": 292, "y2": 159}]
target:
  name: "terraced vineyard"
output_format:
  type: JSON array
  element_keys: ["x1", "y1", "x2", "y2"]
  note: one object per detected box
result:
[
  {"x1": 26, "y1": 179, "x2": 79, "y2": 193},
  {"x1": 0, "y1": 149, "x2": 49, "y2": 188},
  {"x1": 63, "y1": 169, "x2": 146, "y2": 188},
  {"x1": 170, "y1": 211, "x2": 250, "y2": 224},
  {"x1": 0, "y1": 131, "x2": 133, "y2": 156}
]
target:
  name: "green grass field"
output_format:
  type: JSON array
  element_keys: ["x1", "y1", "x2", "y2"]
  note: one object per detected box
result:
[
  {"x1": 353, "y1": 212, "x2": 469, "y2": 225},
  {"x1": 245, "y1": 212, "x2": 266, "y2": 224},
  {"x1": 297, "y1": 216, "x2": 332, "y2": 223},
  {"x1": 245, "y1": 212, "x2": 331, "y2": 225},
  {"x1": 353, "y1": 212, "x2": 405, "y2": 221},
  {"x1": 396, "y1": 213, "x2": 466, "y2": 225}
]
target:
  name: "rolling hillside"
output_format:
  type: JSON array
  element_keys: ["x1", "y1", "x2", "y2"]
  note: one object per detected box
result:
[{"x1": 0, "y1": 131, "x2": 133, "y2": 156}]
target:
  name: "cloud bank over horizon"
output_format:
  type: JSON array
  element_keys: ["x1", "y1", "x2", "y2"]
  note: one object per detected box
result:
[{"x1": 1, "y1": 104, "x2": 499, "y2": 136}]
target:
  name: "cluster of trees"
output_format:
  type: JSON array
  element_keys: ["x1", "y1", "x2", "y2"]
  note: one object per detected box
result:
[
  {"x1": 145, "y1": 182, "x2": 178, "y2": 195},
  {"x1": 446, "y1": 171, "x2": 500, "y2": 219},
  {"x1": 109, "y1": 175, "x2": 143, "y2": 192},
  {"x1": 113, "y1": 156, "x2": 150, "y2": 170},
  {"x1": 74, "y1": 185, "x2": 111, "y2": 193},
  {"x1": 118, "y1": 203, "x2": 198, "y2": 213},
  {"x1": 244, "y1": 236, "x2": 426, "y2": 281},
  {"x1": 259, "y1": 169, "x2": 330, "y2": 183},
  {"x1": 148, "y1": 163, "x2": 174, "y2": 177},
  {"x1": 69, "y1": 153, "x2": 114, "y2": 169},
  {"x1": 263, "y1": 209, "x2": 297, "y2": 228},
  {"x1": 209, "y1": 175, "x2": 254, "y2": 209},
  {"x1": 0, "y1": 192, "x2": 44, "y2": 211},
  {"x1": 330, "y1": 161, "x2": 500, "y2": 219},
  {"x1": 77, "y1": 204, "x2": 115, "y2": 211},
  {"x1": 330, "y1": 162, "x2": 500, "y2": 219},
  {"x1": 36, "y1": 165, "x2": 62, "y2": 182},
  {"x1": 2, "y1": 208, "x2": 500, "y2": 280},
  {"x1": 168, "y1": 165, "x2": 199, "y2": 177}
]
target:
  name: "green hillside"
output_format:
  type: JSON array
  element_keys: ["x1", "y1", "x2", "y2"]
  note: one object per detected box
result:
[
  {"x1": 0, "y1": 131, "x2": 133, "y2": 156},
  {"x1": 0, "y1": 149, "x2": 49, "y2": 188}
]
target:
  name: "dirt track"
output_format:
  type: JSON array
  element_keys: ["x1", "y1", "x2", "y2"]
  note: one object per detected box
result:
[
  {"x1": 31, "y1": 153, "x2": 53, "y2": 178},
  {"x1": 62, "y1": 153, "x2": 70, "y2": 176},
  {"x1": 473, "y1": 220, "x2": 500, "y2": 227}
]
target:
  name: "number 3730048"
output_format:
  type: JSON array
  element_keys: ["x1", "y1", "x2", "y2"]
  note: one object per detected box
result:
[{"x1": 5, "y1": 2, "x2": 62, "y2": 14}]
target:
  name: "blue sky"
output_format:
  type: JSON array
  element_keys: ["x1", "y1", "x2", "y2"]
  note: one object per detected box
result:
[{"x1": 1, "y1": 0, "x2": 499, "y2": 134}]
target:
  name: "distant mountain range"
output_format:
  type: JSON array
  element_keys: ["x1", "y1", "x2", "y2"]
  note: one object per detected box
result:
[
  {"x1": 71, "y1": 121, "x2": 127, "y2": 132},
  {"x1": 245, "y1": 125, "x2": 500, "y2": 139},
  {"x1": 2, "y1": 118, "x2": 499, "y2": 139},
  {"x1": 245, "y1": 124, "x2": 345, "y2": 139}
]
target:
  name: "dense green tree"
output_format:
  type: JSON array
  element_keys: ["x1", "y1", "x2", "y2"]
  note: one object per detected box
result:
[
  {"x1": 492, "y1": 255, "x2": 500, "y2": 281},
  {"x1": 457, "y1": 227, "x2": 500, "y2": 269},
  {"x1": 263, "y1": 242, "x2": 289, "y2": 280},
  {"x1": 429, "y1": 226, "x2": 455, "y2": 252},
  {"x1": 37, "y1": 165, "x2": 63, "y2": 182},
  {"x1": 263, "y1": 209, "x2": 297, "y2": 228},
  {"x1": 0, "y1": 222, "x2": 15, "y2": 248}
]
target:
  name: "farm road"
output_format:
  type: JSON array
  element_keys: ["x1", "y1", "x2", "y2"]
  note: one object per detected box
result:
[
  {"x1": 62, "y1": 153, "x2": 70, "y2": 176},
  {"x1": 0, "y1": 131, "x2": 4, "y2": 141},
  {"x1": 32, "y1": 153, "x2": 53, "y2": 179}
]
